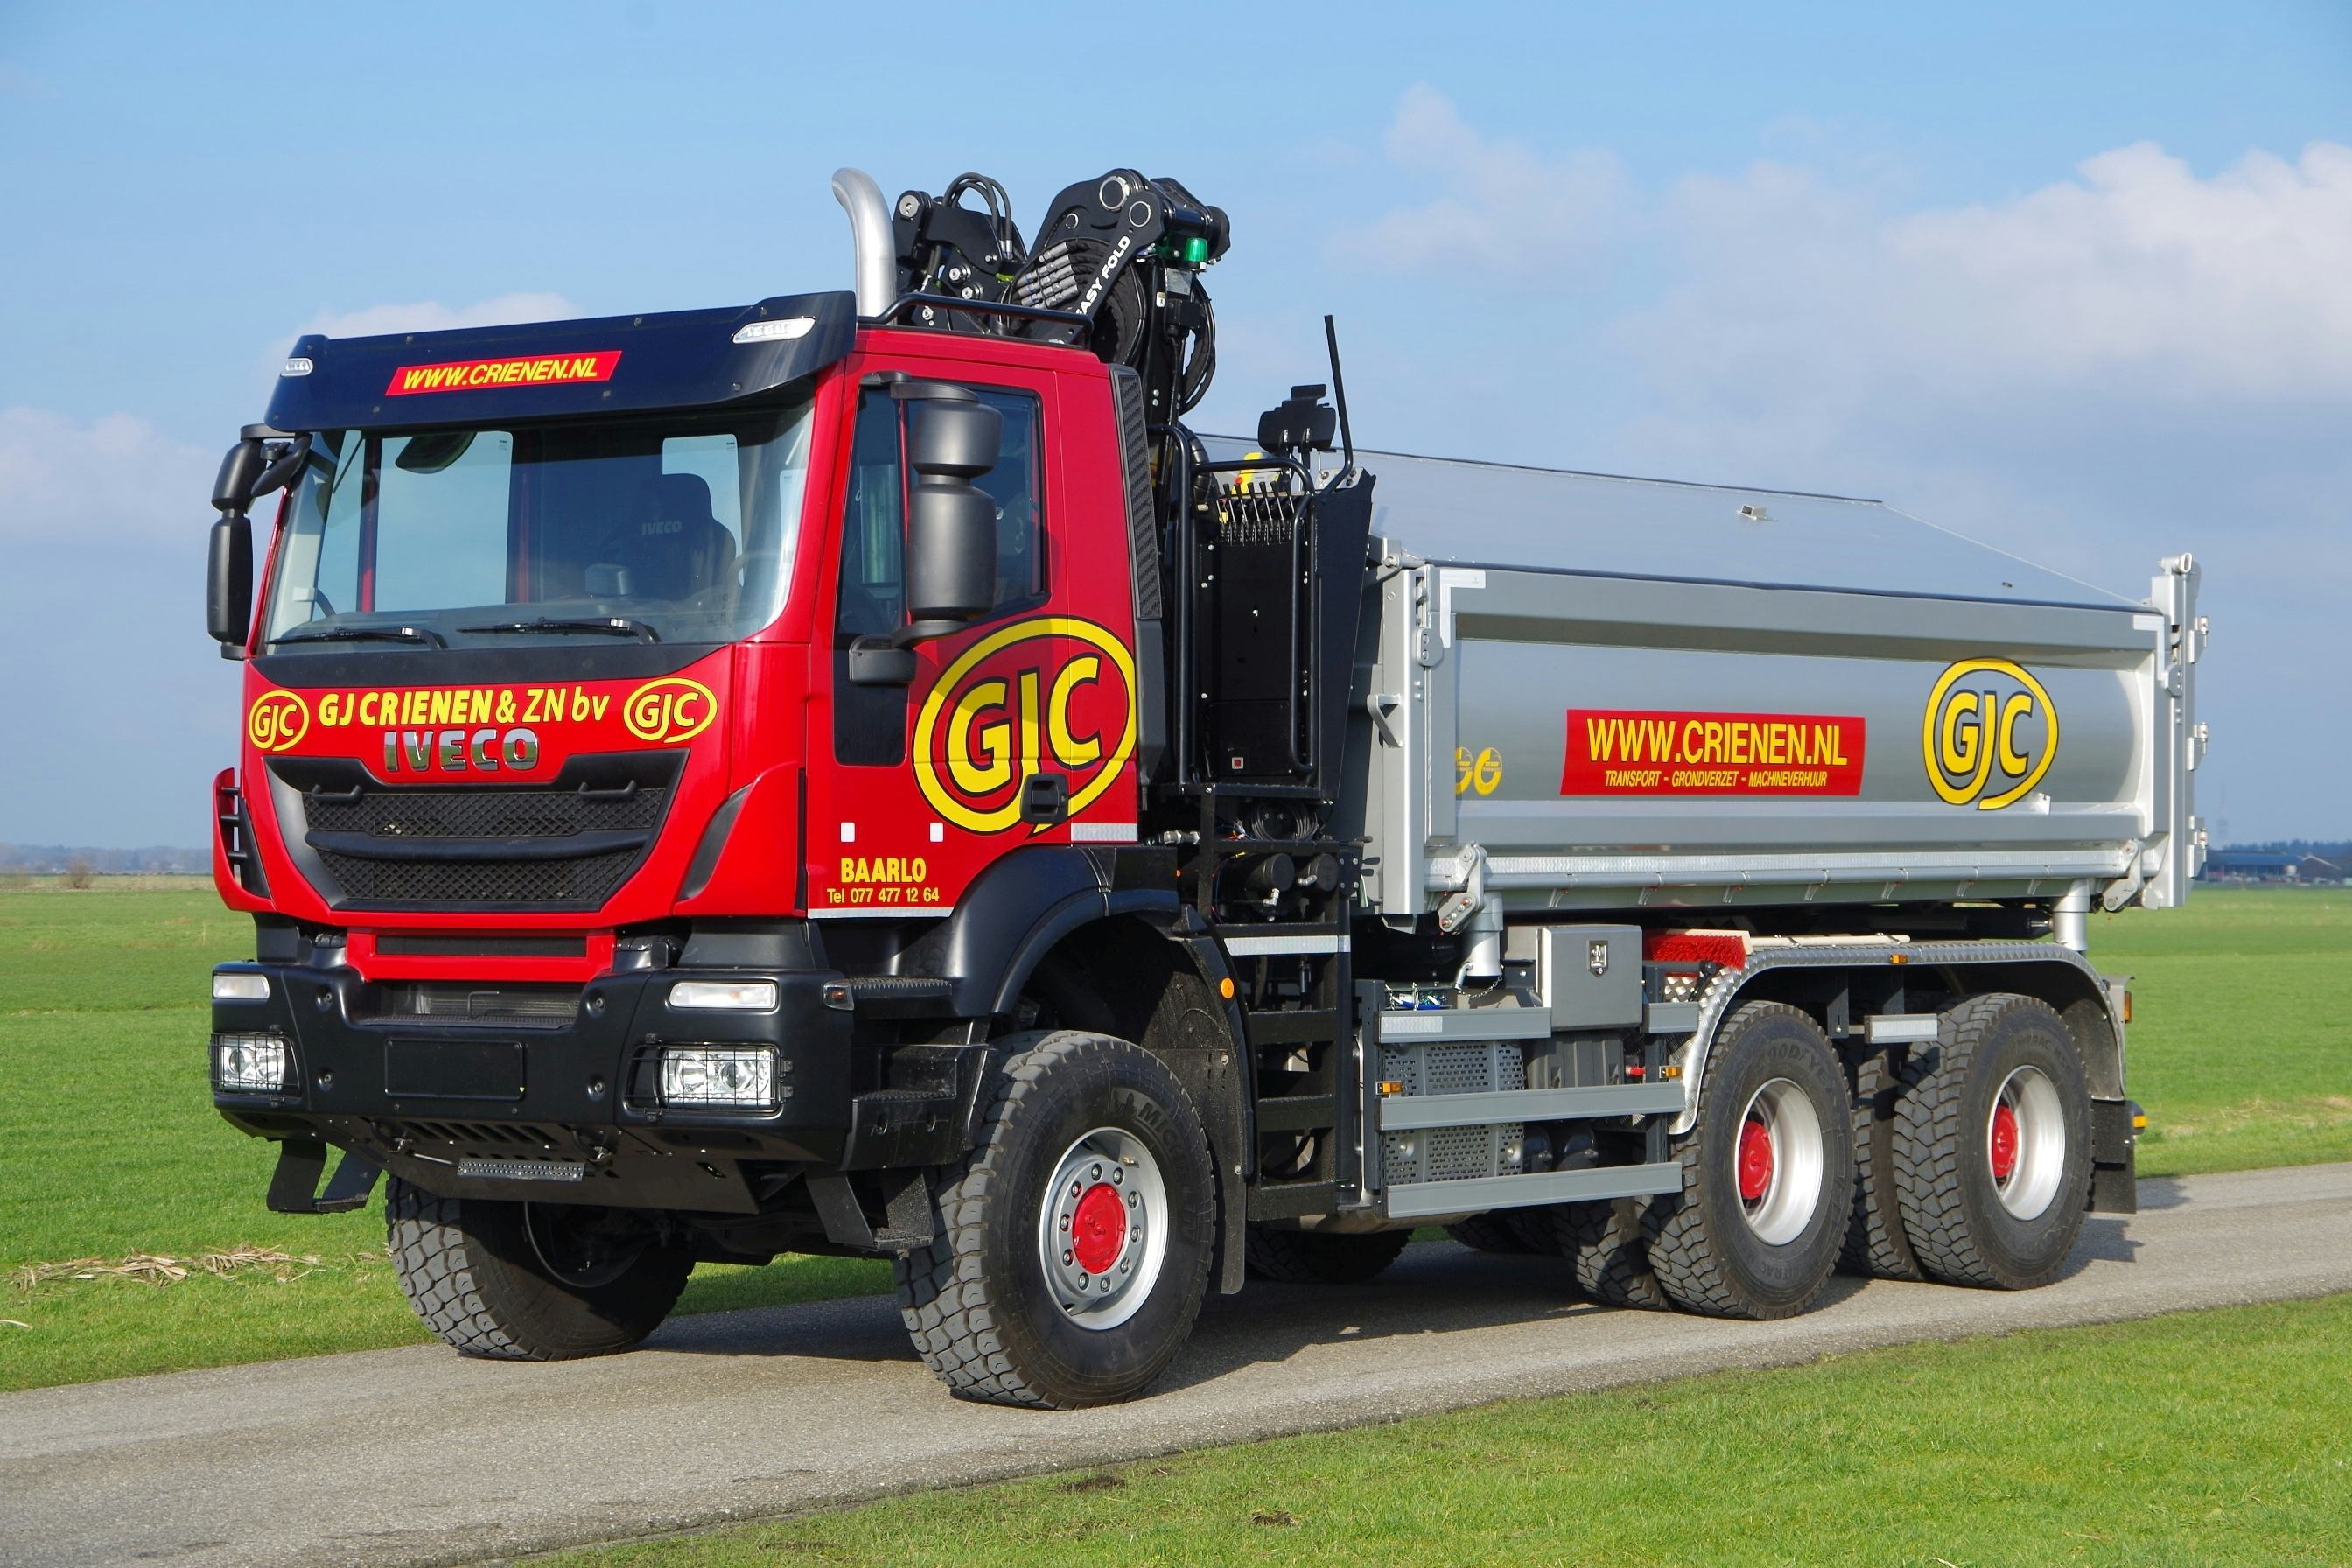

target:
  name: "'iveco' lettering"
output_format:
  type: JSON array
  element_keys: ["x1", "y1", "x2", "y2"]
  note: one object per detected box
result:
[{"x1": 381, "y1": 727, "x2": 540, "y2": 774}]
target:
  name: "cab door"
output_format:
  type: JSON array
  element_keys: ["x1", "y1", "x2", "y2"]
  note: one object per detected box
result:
[{"x1": 805, "y1": 350, "x2": 1141, "y2": 923}]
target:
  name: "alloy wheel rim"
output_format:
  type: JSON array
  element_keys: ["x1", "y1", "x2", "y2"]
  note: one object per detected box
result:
[
  {"x1": 1988, "y1": 1065, "x2": 2067, "y2": 1220},
  {"x1": 1733, "y1": 1076, "x2": 1826, "y2": 1245},
  {"x1": 1037, "y1": 1126, "x2": 1169, "y2": 1332}
]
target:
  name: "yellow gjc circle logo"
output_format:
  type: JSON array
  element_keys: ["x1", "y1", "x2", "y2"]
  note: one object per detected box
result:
[
  {"x1": 247, "y1": 690, "x2": 310, "y2": 753},
  {"x1": 624, "y1": 678, "x2": 718, "y2": 744},
  {"x1": 914, "y1": 617, "x2": 1137, "y2": 835},
  {"x1": 1455, "y1": 746, "x2": 1502, "y2": 796},
  {"x1": 1922, "y1": 659, "x2": 2059, "y2": 810}
]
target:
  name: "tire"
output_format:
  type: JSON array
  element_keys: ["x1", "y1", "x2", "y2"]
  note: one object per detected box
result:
[
  {"x1": 1444, "y1": 1214, "x2": 1538, "y2": 1255},
  {"x1": 1648, "y1": 1001, "x2": 1854, "y2": 1319},
  {"x1": 1838, "y1": 1042, "x2": 1928, "y2": 1281},
  {"x1": 1244, "y1": 1226, "x2": 1413, "y2": 1284},
  {"x1": 1894, "y1": 994, "x2": 2092, "y2": 1290},
  {"x1": 893, "y1": 1031, "x2": 1217, "y2": 1409},
  {"x1": 386, "y1": 1179, "x2": 690, "y2": 1361},
  {"x1": 1550, "y1": 1197, "x2": 1670, "y2": 1308}
]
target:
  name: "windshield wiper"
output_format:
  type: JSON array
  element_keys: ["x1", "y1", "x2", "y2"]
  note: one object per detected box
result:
[
  {"x1": 458, "y1": 617, "x2": 661, "y2": 643},
  {"x1": 269, "y1": 626, "x2": 445, "y2": 648}
]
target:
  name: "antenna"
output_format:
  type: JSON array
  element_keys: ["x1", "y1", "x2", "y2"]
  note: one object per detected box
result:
[{"x1": 1322, "y1": 314, "x2": 1355, "y2": 472}]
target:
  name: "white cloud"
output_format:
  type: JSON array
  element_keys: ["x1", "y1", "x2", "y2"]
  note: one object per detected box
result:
[
  {"x1": 1337, "y1": 84, "x2": 1628, "y2": 278},
  {"x1": 0, "y1": 407, "x2": 212, "y2": 544},
  {"x1": 1338, "y1": 90, "x2": 2352, "y2": 838},
  {"x1": 1628, "y1": 140, "x2": 2352, "y2": 406},
  {"x1": 298, "y1": 291, "x2": 580, "y2": 341}
]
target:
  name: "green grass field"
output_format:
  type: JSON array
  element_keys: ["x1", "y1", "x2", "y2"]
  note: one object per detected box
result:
[
  {"x1": 0, "y1": 878, "x2": 2345, "y2": 1394},
  {"x1": 542, "y1": 1293, "x2": 2352, "y2": 1568}
]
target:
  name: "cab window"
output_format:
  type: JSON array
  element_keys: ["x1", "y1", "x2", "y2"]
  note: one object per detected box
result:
[{"x1": 832, "y1": 385, "x2": 1046, "y2": 766}]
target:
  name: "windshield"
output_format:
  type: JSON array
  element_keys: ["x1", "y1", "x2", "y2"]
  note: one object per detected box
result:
[{"x1": 262, "y1": 391, "x2": 815, "y2": 650}]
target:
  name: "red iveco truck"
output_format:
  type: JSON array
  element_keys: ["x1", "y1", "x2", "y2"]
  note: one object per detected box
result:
[{"x1": 206, "y1": 165, "x2": 2198, "y2": 1407}]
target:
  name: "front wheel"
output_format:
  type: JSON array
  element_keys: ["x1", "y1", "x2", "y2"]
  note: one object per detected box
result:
[
  {"x1": 1648, "y1": 1001, "x2": 1855, "y2": 1319},
  {"x1": 893, "y1": 1031, "x2": 1216, "y2": 1408},
  {"x1": 387, "y1": 1180, "x2": 691, "y2": 1360}
]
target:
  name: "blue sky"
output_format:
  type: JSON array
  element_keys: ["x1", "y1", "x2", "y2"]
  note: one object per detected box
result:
[{"x1": 3, "y1": 0, "x2": 2347, "y2": 845}]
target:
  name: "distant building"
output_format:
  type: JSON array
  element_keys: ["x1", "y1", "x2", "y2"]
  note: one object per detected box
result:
[{"x1": 2202, "y1": 850, "x2": 2343, "y2": 883}]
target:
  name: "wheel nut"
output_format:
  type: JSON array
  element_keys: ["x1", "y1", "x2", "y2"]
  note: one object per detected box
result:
[
  {"x1": 1112, "y1": 1169, "x2": 1124, "y2": 1185},
  {"x1": 1062, "y1": 1250, "x2": 1073, "y2": 1265}
]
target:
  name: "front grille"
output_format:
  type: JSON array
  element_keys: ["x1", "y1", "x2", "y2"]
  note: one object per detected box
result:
[
  {"x1": 275, "y1": 752, "x2": 681, "y2": 910},
  {"x1": 306, "y1": 784, "x2": 668, "y2": 839},
  {"x1": 318, "y1": 846, "x2": 645, "y2": 906}
]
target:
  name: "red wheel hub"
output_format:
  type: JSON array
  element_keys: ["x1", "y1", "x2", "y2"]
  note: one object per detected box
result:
[
  {"x1": 1991, "y1": 1101, "x2": 2020, "y2": 1184},
  {"x1": 1737, "y1": 1116, "x2": 1775, "y2": 1203},
  {"x1": 1069, "y1": 1183, "x2": 1128, "y2": 1275}
]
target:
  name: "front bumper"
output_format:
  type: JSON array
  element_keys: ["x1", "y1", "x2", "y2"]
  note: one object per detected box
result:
[{"x1": 210, "y1": 951, "x2": 862, "y2": 1214}]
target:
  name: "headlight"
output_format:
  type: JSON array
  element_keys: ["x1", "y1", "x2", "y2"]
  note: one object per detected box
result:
[
  {"x1": 213, "y1": 1032, "x2": 290, "y2": 1092},
  {"x1": 668, "y1": 979, "x2": 778, "y2": 1012},
  {"x1": 213, "y1": 972, "x2": 270, "y2": 1001},
  {"x1": 658, "y1": 1046, "x2": 779, "y2": 1110}
]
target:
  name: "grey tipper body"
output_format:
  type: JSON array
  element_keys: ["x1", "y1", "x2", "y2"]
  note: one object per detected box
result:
[{"x1": 1200, "y1": 441, "x2": 2205, "y2": 929}]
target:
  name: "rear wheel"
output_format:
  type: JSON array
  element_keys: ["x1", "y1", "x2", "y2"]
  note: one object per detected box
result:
[
  {"x1": 1244, "y1": 1226, "x2": 1413, "y2": 1284},
  {"x1": 1549, "y1": 1197, "x2": 1670, "y2": 1308},
  {"x1": 1894, "y1": 994, "x2": 2091, "y2": 1289},
  {"x1": 386, "y1": 1180, "x2": 690, "y2": 1360},
  {"x1": 1444, "y1": 1214, "x2": 1539, "y2": 1255},
  {"x1": 893, "y1": 1031, "x2": 1216, "y2": 1408},
  {"x1": 1839, "y1": 1042, "x2": 1928, "y2": 1281},
  {"x1": 1648, "y1": 1002, "x2": 1854, "y2": 1319}
]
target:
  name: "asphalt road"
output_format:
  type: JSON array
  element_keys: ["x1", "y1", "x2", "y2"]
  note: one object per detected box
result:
[{"x1": 4, "y1": 1162, "x2": 2348, "y2": 1568}]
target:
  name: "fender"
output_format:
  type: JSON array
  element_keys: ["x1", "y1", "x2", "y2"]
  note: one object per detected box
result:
[
  {"x1": 921, "y1": 844, "x2": 1180, "y2": 1018},
  {"x1": 1665, "y1": 940, "x2": 2132, "y2": 1201},
  {"x1": 912, "y1": 845, "x2": 1255, "y2": 1291}
]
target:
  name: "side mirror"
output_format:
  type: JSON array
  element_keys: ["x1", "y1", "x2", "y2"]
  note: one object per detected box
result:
[
  {"x1": 845, "y1": 392, "x2": 1001, "y2": 687},
  {"x1": 213, "y1": 437, "x2": 267, "y2": 513},
  {"x1": 905, "y1": 400, "x2": 1000, "y2": 634},
  {"x1": 207, "y1": 512, "x2": 253, "y2": 650}
]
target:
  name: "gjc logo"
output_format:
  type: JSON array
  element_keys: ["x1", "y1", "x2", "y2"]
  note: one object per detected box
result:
[
  {"x1": 247, "y1": 690, "x2": 310, "y2": 753},
  {"x1": 1454, "y1": 746, "x2": 1502, "y2": 796},
  {"x1": 913, "y1": 618, "x2": 1137, "y2": 834},
  {"x1": 1922, "y1": 659, "x2": 2060, "y2": 810},
  {"x1": 624, "y1": 678, "x2": 717, "y2": 744}
]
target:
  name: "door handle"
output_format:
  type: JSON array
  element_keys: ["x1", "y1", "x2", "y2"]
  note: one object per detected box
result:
[{"x1": 1020, "y1": 771, "x2": 1070, "y2": 826}]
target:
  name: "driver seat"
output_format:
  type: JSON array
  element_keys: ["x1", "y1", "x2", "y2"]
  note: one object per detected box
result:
[{"x1": 604, "y1": 473, "x2": 737, "y2": 601}]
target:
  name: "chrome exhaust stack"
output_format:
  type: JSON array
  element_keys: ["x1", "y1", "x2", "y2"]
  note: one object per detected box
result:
[{"x1": 831, "y1": 168, "x2": 896, "y2": 319}]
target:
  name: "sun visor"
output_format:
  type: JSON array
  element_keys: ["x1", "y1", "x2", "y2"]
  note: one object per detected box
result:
[{"x1": 267, "y1": 291, "x2": 857, "y2": 431}]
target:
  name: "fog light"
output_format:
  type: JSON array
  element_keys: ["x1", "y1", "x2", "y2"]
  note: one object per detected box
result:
[
  {"x1": 213, "y1": 1032, "x2": 290, "y2": 1092},
  {"x1": 659, "y1": 1046, "x2": 779, "y2": 1110},
  {"x1": 213, "y1": 971, "x2": 270, "y2": 1001},
  {"x1": 668, "y1": 979, "x2": 778, "y2": 1012}
]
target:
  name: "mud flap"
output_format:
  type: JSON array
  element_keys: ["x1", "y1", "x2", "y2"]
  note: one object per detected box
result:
[
  {"x1": 2088, "y1": 1098, "x2": 2141, "y2": 1214},
  {"x1": 265, "y1": 1138, "x2": 382, "y2": 1214}
]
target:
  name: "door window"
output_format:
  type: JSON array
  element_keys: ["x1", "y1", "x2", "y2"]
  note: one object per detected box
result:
[{"x1": 832, "y1": 385, "x2": 1047, "y2": 766}]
